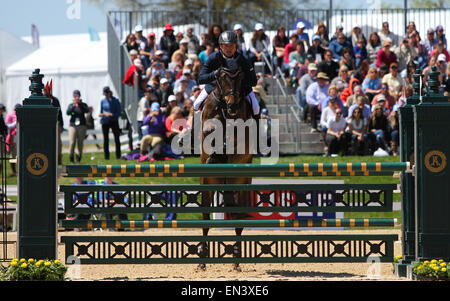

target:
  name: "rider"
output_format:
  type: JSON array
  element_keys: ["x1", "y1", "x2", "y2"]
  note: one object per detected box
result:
[{"x1": 194, "y1": 31, "x2": 260, "y2": 117}]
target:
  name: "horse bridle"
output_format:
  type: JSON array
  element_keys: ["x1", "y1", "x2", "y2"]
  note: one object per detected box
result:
[{"x1": 211, "y1": 69, "x2": 242, "y2": 119}]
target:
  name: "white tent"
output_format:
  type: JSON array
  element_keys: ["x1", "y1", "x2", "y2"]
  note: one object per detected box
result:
[
  {"x1": 0, "y1": 29, "x2": 37, "y2": 106},
  {"x1": 5, "y1": 32, "x2": 115, "y2": 129}
]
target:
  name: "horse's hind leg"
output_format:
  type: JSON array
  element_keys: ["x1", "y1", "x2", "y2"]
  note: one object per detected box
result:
[
  {"x1": 197, "y1": 189, "x2": 212, "y2": 271},
  {"x1": 233, "y1": 227, "x2": 243, "y2": 271}
]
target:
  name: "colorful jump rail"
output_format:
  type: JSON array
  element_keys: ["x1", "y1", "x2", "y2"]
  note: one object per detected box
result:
[
  {"x1": 62, "y1": 162, "x2": 411, "y2": 178},
  {"x1": 60, "y1": 183, "x2": 396, "y2": 214}
]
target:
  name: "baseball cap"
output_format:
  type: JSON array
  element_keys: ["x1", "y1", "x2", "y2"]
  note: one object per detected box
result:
[
  {"x1": 73, "y1": 90, "x2": 81, "y2": 97},
  {"x1": 182, "y1": 69, "x2": 191, "y2": 75},
  {"x1": 179, "y1": 75, "x2": 188, "y2": 82},
  {"x1": 155, "y1": 50, "x2": 164, "y2": 56},
  {"x1": 427, "y1": 28, "x2": 435, "y2": 34},
  {"x1": 160, "y1": 78, "x2": 169, "y2": 85},
  {"x1": 308, "y1": 63, "x2": 318, "y2": 70},
  {"x1": 377, "y1": 95, "x2": 386, "y2": 102},
  {"x1": 168, "y1": 95, "x2": 176, "y2": 102},
  {"x1": 383, "y1": 39, "x2": 392, "y2": 47},
  {"x1": 184, "y1": 59, "x2": 193, "y2": 66},
  {"x1": 150, "y1": 102, "x2": 160, "y2": 112},
  {"x1": 148, "y1": 32, "x2": 156, "y2": 38},
  {"x1": 180, "y1": 37, "x2": 190, "y2": 44},
  {"x1": 103, "y1": 86, "x2": 111, "y2": 95},
  {"x1": 312, "y1": 35, "x2": 321, "y2": 41},
  {"x1": 254, "y1": 23, "x2": 264, "y2": 31},
  {"x1": 135, "y1": 25, "x2": 143, "y2": 32},
  {"x1": 297, "y1": 21, "x2": 305, "y2": 29},
  {"x1": 233, "y1": 24, "x2": 243, "y2": 31},
  {"x1": 317, "y1": 72, "x2": 329, "y2": 80},
  {"x1": 129, "y1": 49, "x2": 138, "y2": 56},
  {"x1": 436, "y1": 25, "x2": 444, "y2": 31},
  {"x1": 437, "y1": 53, "x2": 446, "y2": 62}
]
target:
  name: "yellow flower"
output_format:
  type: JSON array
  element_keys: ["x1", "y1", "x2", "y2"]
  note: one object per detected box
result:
[
  {"x1": 54, "y1": 259, "x2": 61, "y2": 265},
  {"x1": 36, "y1": 261, "x2": 41, "y2": 267},
  {"x1": 442, "y1": 268, "x2": 447, "y2": 272},
  {"x1": 440, "y1": 262, "x2": 446, "y2": 267},
  {"x1": 439, "y1": 259, "x2": 444, "y2": 262},
  {"x1": 10, "y1": 261, "x2": 18, "y2": 267},
  {"x1": 424, "y1": 261, "x2": 429, "y2": 264},
  {"x1": 28, "y1": 258, "x2": 34, "y2": 263},
  {"x1": 44, "y1": 261, "x2": 51, "y2": 267},
  {"x1": 417, "y1": 266, "x2": 422, "y2": 270},
  {"x1": 12, "y1": 258, "x2": 18, "y2": 262},
  {"x1": 396, "y1": 254, "x2": 402, "y2": 260},
  {"x1": 432, "y1": 266, "x2": 439, "y2": 271},
  {"x1": 21, "y1": 263, "x2": 28, "y2": 269},
  {"x1": 19, "y1": 258, "x2": 26, "y2": 263},
  {"x1": 431, "y1": 259, "x2": 437, "y2": 264}
]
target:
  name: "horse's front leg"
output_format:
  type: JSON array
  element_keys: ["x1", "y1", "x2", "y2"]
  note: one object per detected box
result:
[
  {"x1": 233, "y1": 227, "x2": 243, "y2": 272},
  {"x1": 197, "y1": 187, "x2": 212, "y2": 271}
]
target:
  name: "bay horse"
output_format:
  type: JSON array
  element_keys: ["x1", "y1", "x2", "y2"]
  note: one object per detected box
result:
[{"x1": 198, "y1": 67, "x2": 254, "y2": 271}]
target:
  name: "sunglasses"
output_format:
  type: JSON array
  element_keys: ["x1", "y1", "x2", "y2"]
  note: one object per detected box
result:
[
  {"x1": 336, "y1": 112, "x2": 342, "y2": 115},
  {"x1": 390, "y1": 66, "x2": 398, "y2": 69}
]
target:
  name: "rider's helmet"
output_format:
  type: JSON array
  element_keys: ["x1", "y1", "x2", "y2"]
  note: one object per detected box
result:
[{"x1": 219, "y1": 31, "x2": 238, "y2": 44}]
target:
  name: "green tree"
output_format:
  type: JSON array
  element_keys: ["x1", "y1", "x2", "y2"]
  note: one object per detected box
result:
[{"x1": 410, "y1": 0, "x2": 448, "y2": 8}]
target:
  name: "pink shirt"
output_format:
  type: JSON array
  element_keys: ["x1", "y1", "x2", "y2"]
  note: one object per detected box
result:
[
  {"x1": 5, "y1": 111, "x2": 17, "y2": 131},
  {"x1": 284, "y1": 43, "x2": 294, "y2": 64},
  {"x1": 376, "y1": 49, "x2": 398, "y2": 68}
]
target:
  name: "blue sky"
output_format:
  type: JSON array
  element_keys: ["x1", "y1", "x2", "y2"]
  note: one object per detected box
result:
[{"x1": 0, "y1": 0, "x2": 116, "y2": 37}]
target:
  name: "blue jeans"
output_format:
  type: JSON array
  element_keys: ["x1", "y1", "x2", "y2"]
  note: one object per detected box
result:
[{"x1": 369, "y1": 129, "x2": 386, "y2": 148}]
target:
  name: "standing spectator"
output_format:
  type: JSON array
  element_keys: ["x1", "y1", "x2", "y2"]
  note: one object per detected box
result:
[
  {"x1": 329, "y1": 33, "x2": 353, "y2": 61},
  {"x1": 44, "y1": 82, "x2": 64, "y2": 165},
  {"x1": 160, "y1": 24, "x2": 178, "y2": 67},
  {"x1": 366, "y1": 32, "x2": 382, "y2": 65},
  {"x1": 378, "y1": 21, "x2": 397, "y2": 46},
  {"x1": 5, "y1": 104, "x2": 20, "y2": 176},
  {"x1": 307, "y1": 35, "x2": 326, "y2": 63},
  {"x1": 272, "y1": 26, "x2": 290, "y2": 69},
  {"x1": 296, "y1": 21, "x2": 310, "y2": 48},
  {"x1": 85, "y1": 106, "x2": 101, "y2": 150},
  {"x1": 198, "y1": 41, "x2": 215, "y2": 65},
  {"x1": 134, "y1": 25, "x2": 148, "y2": 65},
  {"x1": 331, "y1": 65, "x2": 350, "y2": 93},
  {"x1": 362, "y1": 66, "x2": 382, "y2": 102},
  {"x1": 0, "y1": 105, "x2": 7, "y2": 140},
  {"x1": 249, "y1": 23, "x2": 270, "y2": 66},
  {"x1": 376, "y1": 40, "x2": 397, "y2": 68},
  {"x1": 318, "y1": 49, "x2": 340, "y2": 80},
  {"x1": 382, "y1": 62, "x2": 404, "y2": 99},
  {"x1": 297, "y1": 63, "x2": 318, "y2": 119},
  {"x1": 137, "y1": 89, "x2": 151, "y2": 140},
  {"x1": 185, "y1": 26, "x2": 200, "y2": 57},
  {"x1": 346, "y1": 106, "x2": 368, "y2": 155},
  {"x1": 436, "y1": 25, "x2": 447, "y2": 48},
  {"x1": 66, "y1": 90, "x2": 89, "y2": 163},
  {"x1": 305, "y1": 72, "x2": 330, "y2": 132},
  {"x1": 207, "y1": 23, "x2": 223, "y2": 52},
  {"x1": 350, "y1": 25, "x2": 366, "y2": 46},
  {"x1": 325, "y1": 107, "x2": 348, "y2": 156},
  {"x1": 233, "y1": 24, "x2": 247, "y2": 58},
  {"x1": 423, "y1": 28, "x2": 438, "y2": 59},
  {"x1": 99, "y1": 86, "x2": 122, "y2": 160},
  {"x1": 395, "y1": 35, "x2": 419, "y2": 73},
  {"x1": 353, "y1": 38, "x2": 368, "y2": 67},
  {"x1": 315, "y1": 22, "x2": 330, "y2": 49}
]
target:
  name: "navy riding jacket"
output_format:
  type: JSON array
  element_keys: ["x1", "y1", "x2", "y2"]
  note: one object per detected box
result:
[{"x1": 198, "y1": 50, "x2": 257, "y2": 95}]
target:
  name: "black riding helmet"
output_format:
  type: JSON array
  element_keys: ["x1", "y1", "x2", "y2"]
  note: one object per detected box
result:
[{"x1": 219, "y1": 31, "x2": 238, "y2": 44}]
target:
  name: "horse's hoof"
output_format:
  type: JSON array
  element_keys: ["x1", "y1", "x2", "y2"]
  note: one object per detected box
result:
[{"x1": 196, "y1": 264, "x2": 207, "y2": 272}]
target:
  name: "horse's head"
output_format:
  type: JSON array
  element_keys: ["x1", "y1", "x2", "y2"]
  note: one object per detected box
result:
[{"x1": 216, "y1": 68, "x2": 243, "y2": 118}]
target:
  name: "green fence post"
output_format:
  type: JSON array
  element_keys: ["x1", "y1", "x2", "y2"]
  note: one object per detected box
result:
[
  {"x1": 16, "y1": 69, "x2": 58, "y2": 260},
  {"x1": 396, "y1": 69, "x2": 421, "y2": 276},
  {"x1": 414, "y1": 66, "x2": 450, "y2": 261}
]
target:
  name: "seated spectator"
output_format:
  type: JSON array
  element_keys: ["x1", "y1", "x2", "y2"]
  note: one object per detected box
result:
[
  {"x1": 171, "y1": 37, "x2": 189, "y2": 62},
  {"x1": 327, "y1": 85, "x2": 344, "y2": 111},
  {"x1": 345, "y1": 85, "x2": 369, "y2": 108},
  {"x1": 350, "y1": 25, "x2": 366, "y2": 46},
  {"x1": 129, "y1": 49, "x2": 138, "y2": 62},
  {"x1": 308, "y1": 35, "x2": 326, "y2": 63},
  {"x1": 182, "y1": 97, "x2": 194, "y2": 118},
  {"x1": 397, "y1": 84, "x2": 413, "y2": 107},
  {"x1": 409, "y1": 31, "x2": 426, "y2": 69},
  {"x1": 198, "y1": 41, "x2": 215, "y2": 65},
  {"x1": 175, "y1": 32, "x2": 184, "y2": 45},
  {"x1": 422, "y1": 55, "x2": 438, "y2": 85},
  {"x1": 297, "y1": 63, "x2": 318, "y2": 120},
  {"x1": 331, "y1": 65, "x2": 349, "y2": 94},
  {"x1": 296, "y1": 21, "x2": 310, "y2": 48},
  {"x1": 372, "y1": 83, "x2": 396, "y2": 111},
  {"x1": 294, "y1": 54, "x2": 314, "y2": 83},
  {"x1": 272, "y1": 26, "x2": 290, "y2": 69},
  {"x1": 382, "y1": 62, "x2": 404, "y2": 98},
  {"x1": 444, "y1": 64, "x2": 450, "y2": 97},
  {"x1": 288, "y1": 40, "x2": 306, "y2": 76},
  {"x1": 305, "y1": 72, "x2": 330, "y2": 132},
  {"x1": 330, "y1": 25, "x2": 346, "y2": 42},
  {"x1": 430, "y1": 40, "x2": 450, "y2": 62},
  {"x1": 378, "y1": 63, "x2": 389, "y2": 79},
  {"x1": 315, "y1": 22, "x2": 330, "y2": 49},
  {"x1": 139, "y1": 32, "x2": 158, "y2": 69},
  {"x1": 423, "y1": 28, "x2": 438, "y2": 59},
  {"x1": 137, "y1": 89, "x2": 151, "y2": 140},
  {"x1": 146, "y1": 59, "x2": 166, "y2": 80},
  {"x1": 198, "y1": 33, "x2": 208, "y2": 53},
  {"x1": 318, "y1": 50, "x2": 340, "y2": 80},
  {"x1": 140, "y1": 102, "x2": 166, "y2": 161},
  {"x1": 174, "y1": 73, "x2": 196, "y2": 98},
  {"x1": 348, "y1": 95, "x2": 371, "y2": 120},
  {"x1": 436, "y1": 25, "x2": 447, "y2": 48},
  {"x1": 165, "y1": 106, "x2": 187, "y2": 144},
  {"x1": 165, "y1": 95, "x2": 178, "y2": 116},
  {"x1": 191, "y1": 57, "x2": 202, "y2": 81},
  {"x1": 320, "y1": 97, "x2": 339, "y2": 153},
  {"x1": 376, "y1": 40, "x2": 398, "y2": 68},
  {"x1": 249, "y1": 23, "x2": 271, "y2": 67},
  {"x1": 362, "y1": 66, "x2": 382, "y2": 102},
  {"x1": 351, "y1": 59, "x2": 370, "y2": 84},
  {"x1": 371, "y1": 96, "x2": 391, "y2": 116},
  {"x1": 388, "y1": 106, "x2": 399, "y2": 156},
  {"x1": 378, "y1": 21, "x2": 397, "y2": 46},
  {"x1": 233, "y1": 24, "x2": 247, "y2": 58},
  {"x1": 367, "y1": 32, "x2": 382, "y2": 65},
  {"x1": 406, "y1": 21, "x2": 417, "y2": 36},
  {"x1": 159, "y1": 78, "x2": 173, "y2": 107},
  {"x1": 368, "y1": 103, "x2": 390, "y2": 152},
  {"x1": 346, "y1": 107, "x2": 368, "y2": 155},
  {"x1": 353, "y1": 38, "x2": 368, "y2": 67},
  {"x1": 168, "y1": 53, "x2": 185, "y2": 78},
  {"x1": 124, "y1": 33, "x2": 139, "y2": 53},
  {"x1": 395, "y1": 34, "x2": 419, "y2": 73},
  {"x1": 174, "y1": 86, "x2": 187, "y2": 106},
  {"x1": 436, "y1": 54, "x2": 447, "y2": 82},
  {"x1": 340, "y1": 77, "x2": 360, "y2": 105},
  {"x1": 329, "y1": 33, "x2": 353, "y2": 61},
  {"x1": 325, "y1": 108, "x2": 348, "y2": 156},
  {"x1": 339, "y1": 47, "x2": 356, "y2": 74}
]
